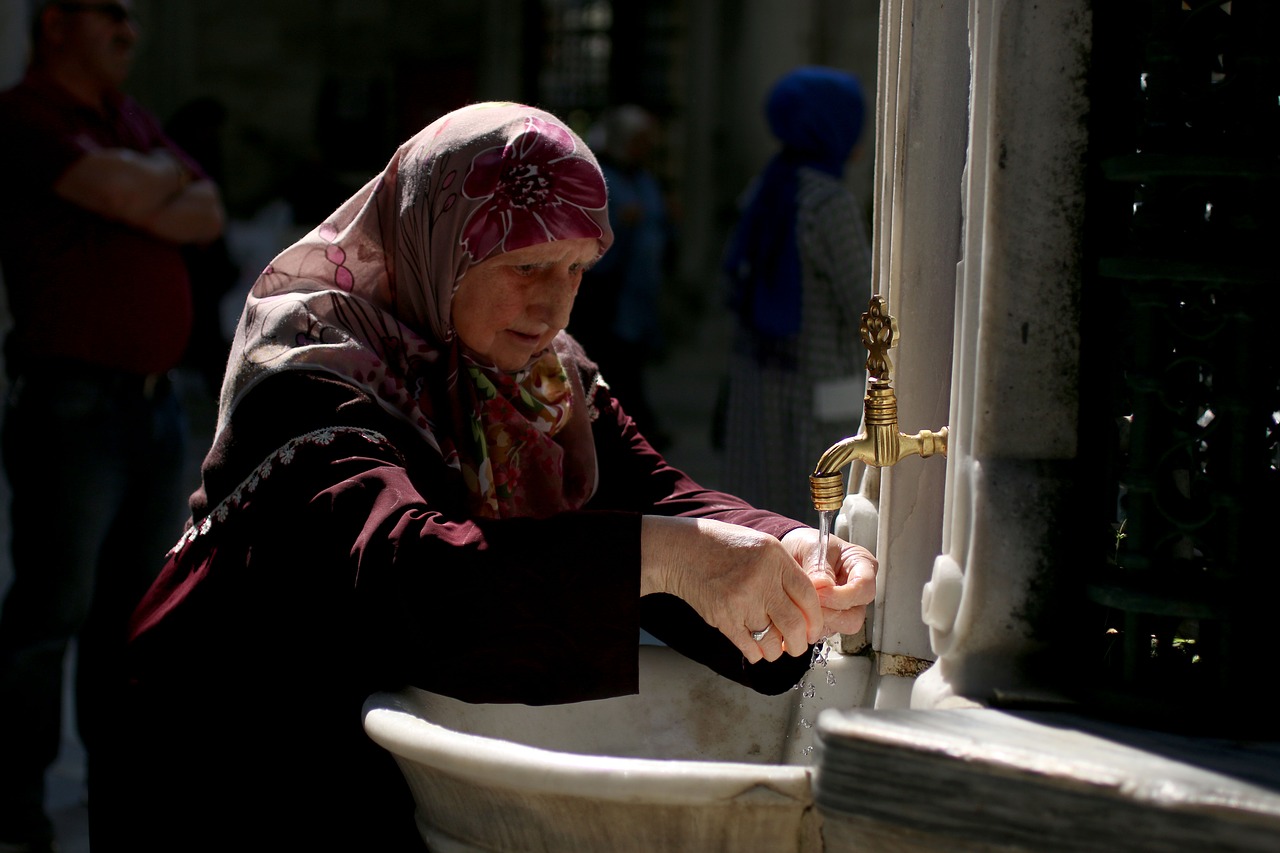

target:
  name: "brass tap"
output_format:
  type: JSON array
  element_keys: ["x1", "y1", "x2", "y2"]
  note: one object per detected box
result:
[{"x1": 810, "y1": 295, "x2": 949, "y2": 511}]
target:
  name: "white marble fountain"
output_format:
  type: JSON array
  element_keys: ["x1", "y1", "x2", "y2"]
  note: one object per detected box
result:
[{"x1": 363, "y1": 639, "x2": 873, "y2": 853}]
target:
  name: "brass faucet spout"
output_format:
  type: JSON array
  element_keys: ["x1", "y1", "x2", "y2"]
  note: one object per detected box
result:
[
  {"x1": 812, "y1": 424, "x2": 948, "y2": 477},
  {"x1": 809, "y1": 295, "x2": 949, "y2": 512},
  {"x1": 813, "y1": 433, "x2": 876, "y2": 476}
]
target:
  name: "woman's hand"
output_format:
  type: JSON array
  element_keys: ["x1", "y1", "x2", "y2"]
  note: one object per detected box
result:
[
  {"x1": 641, "y1": 517, "x2": 823, "y2": 663},
  {"x1": 779, "y1": 528, "x2": 878, "y2": 638}
]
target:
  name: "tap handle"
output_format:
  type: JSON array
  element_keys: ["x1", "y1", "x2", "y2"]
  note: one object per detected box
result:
[{"x1": 860, "y1": 295, "x2": 899, "y2": 383}]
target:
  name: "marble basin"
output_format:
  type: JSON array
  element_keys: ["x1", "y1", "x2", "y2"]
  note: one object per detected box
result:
[{"x1": 363, "y1": 643, "x2": 870, "y2": 853}]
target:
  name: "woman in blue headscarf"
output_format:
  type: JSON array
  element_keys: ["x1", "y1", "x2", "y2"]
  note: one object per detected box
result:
[{"x1": 720, "y1": 66, "x2": 873, "y2": 523}]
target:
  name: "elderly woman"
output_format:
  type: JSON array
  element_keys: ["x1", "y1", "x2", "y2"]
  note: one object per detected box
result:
[{"x1": 98, "y1": 102, "x2": 876, "y2": 851}]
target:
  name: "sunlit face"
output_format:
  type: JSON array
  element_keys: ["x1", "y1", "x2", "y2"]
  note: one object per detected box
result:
[{"x1": 451, "y1": 238, "x2": 599, "y2": 372}]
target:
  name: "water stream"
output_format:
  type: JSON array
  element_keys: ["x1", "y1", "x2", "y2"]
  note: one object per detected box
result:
[
  {"x1": 791, "y1": 509, "x2": 842, "y2": 756},
  {"x1": 814, "y1": 508, "x2": 834, "y2": 579}
]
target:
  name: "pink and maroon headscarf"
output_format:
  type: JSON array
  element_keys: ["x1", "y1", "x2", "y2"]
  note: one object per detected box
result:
[{"x1": 219, "y1": 102, "x2": 614, "y2": 518}]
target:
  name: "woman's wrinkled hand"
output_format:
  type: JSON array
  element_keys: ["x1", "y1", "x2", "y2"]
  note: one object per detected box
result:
[
  {"x1": 641, "y1": 517, "x2": 823, "y2": 663},
  {"x1": 779, "y1": 527, "x2": 878, "y2": 638}
]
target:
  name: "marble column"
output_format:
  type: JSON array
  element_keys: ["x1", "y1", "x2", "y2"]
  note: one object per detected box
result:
[{"x1": 912, "y1": 0, "x2": 1092, "y2": 709}]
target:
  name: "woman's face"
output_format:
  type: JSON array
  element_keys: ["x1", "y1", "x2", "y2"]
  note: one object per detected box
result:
[{"x1": 451, "y1": 238, "x2": 599, "y2": 371}]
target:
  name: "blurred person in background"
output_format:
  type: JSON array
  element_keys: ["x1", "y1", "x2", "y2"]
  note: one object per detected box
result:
[
  {"x1": 571, "y1": 103, "x2": 674, "y2": 449},
  {"x1": 718, "y1": 66, "x2": 872, "y2": 524},
  {"x1": 164, "y1": 95, "x2": 242, "y2": 396},
  {"x1": 0, "y1": 2, "x2": 224, "y2": 850}
]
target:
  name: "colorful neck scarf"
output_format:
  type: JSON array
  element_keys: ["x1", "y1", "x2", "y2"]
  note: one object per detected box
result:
[
  {"x1": 219, "y1": 102, "x2": 614, "y2": 518},
  {"x1": 723, "y1": 66, "x2": 865, "y2": 341}
]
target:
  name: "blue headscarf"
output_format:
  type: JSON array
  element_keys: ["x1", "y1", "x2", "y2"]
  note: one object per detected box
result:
[{"x1": 724, "y1": 66, "x2": 866, "y2": 341}]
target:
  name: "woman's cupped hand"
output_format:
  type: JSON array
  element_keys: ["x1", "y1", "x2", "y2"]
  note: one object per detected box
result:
[
  {"x1": 641, "y1": 517, "x2": 878, "y2": 663},
  {"x1": 779, "y1": 526, "x2": 877, "y2": 638}
]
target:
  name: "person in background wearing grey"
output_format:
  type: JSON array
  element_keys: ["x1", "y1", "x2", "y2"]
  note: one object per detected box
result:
[
  {"x1": 0, "y1": 2, "x2": 224, "y2": 850},
  {"x1": 719, "y1": 66, "x2": 873, "y2": 524}
]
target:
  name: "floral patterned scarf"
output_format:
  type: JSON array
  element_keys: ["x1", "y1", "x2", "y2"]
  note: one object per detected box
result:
[{"x1": 218, "y1": 102, "x2": 613, "y2": 518}]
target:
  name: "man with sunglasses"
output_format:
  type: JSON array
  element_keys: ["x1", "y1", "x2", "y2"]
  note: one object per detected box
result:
[{"x1": 0, "y1": 2, "x2": 224, "y2": 850}]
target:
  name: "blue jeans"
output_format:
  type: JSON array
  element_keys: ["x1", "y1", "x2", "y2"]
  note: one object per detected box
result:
[{"x1": 0, "y1": 365, "x2": 190, "y2": 842}]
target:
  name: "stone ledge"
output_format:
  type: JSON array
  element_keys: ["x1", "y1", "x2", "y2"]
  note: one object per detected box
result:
[{"x1": 813, "y1": 709, "x2": 1280, "y2": 853}]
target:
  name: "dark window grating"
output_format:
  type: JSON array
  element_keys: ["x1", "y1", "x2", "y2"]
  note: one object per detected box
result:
[{"x1": 1080, "y1": 0, "x2": 1279, "y2": 733}]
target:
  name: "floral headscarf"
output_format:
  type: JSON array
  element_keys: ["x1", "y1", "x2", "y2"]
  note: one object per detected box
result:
[{"x1": 219, "y1": 102, "x2": 614, "y2": 518}]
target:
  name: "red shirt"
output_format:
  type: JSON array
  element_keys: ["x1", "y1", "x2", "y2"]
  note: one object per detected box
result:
[{"x1": 0, "y1": 70, "x2": 197, "y2": 375}]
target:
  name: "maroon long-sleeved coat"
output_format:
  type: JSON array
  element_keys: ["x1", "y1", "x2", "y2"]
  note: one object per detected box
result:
[{"x1": 103, "y1": 354, "x2": 811, "y2": 851}]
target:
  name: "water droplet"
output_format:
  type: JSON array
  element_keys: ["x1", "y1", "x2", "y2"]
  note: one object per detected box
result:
[{"x1": 826, "y1": 671, "x2": 837, "y2": 686}]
